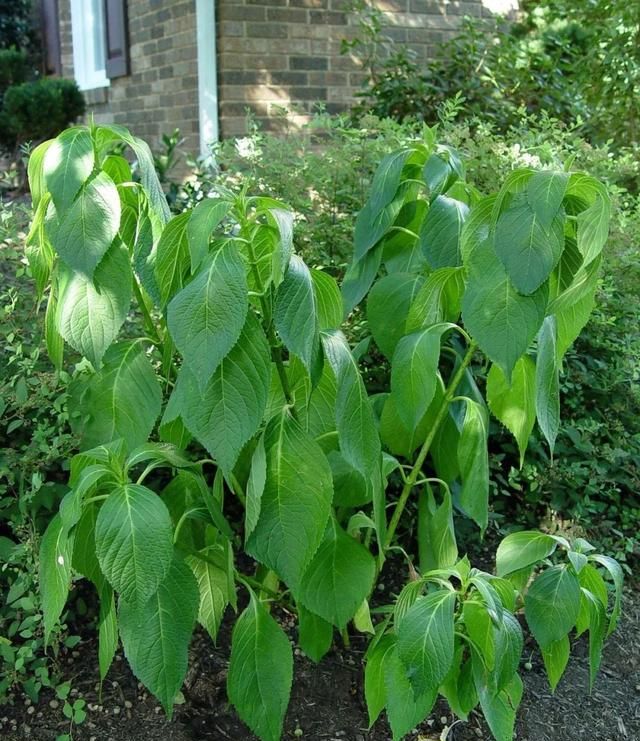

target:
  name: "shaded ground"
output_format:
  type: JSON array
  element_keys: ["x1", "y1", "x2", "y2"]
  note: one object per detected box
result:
[{"x1": 1, "y1": 587, "x2": 638, "y2": 741}]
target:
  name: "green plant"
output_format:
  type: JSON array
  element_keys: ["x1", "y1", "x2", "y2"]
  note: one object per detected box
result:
[
  {"x1": 0, "y1": 49, "x2": 30, "y2": 95},
  {"x1": 0, "y1": 78, "x2": 85, "y2": 153},
  {"x1": 27, "y1": 123, "x2": 622, "y2": 741}
]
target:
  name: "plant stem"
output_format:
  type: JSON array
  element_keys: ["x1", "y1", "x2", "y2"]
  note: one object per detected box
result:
[
  {"x1": 383, "y1": 340, "x2": 477, "y2": 550},
  {"x1": 132, "y1": 278, "x2": 162, "y2": 348}
]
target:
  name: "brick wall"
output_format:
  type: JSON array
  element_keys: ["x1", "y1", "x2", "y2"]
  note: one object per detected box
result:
[
  {"x1": 58, "y1": 0, "x2": 200, "y2": 155},
  {"x1": 217, "y1": 0, "x2": 497, "y2": 137},
  {"x1": 57, "y1": 1, "x2": 515, "y2": 149}
]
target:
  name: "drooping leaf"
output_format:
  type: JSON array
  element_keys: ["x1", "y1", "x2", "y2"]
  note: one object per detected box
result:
[
  {"x1": 154, "y1": 212, "x2": 190, "y2": 306},
  {"x1": 56, "y1": 242, "x2": 132, "y2": 368},
  {"x1": 566, "y1": 174, "x2": 611, "y2": 266},
  {"x1": 98, "y1": 584, "x2": 118, "y2": 681},
  {"x1": 486, "y1": 356, "x2": 536, "y2": 467},
  {"x1": 297, "y1": 605, "x2": 333, "y2": 663},
  {"x1": 496, "y1": 531, "x2": 558, "y2": 576},
  {"x1": 47, "y1": 171, "x2": 121, "y2": 279},
  {"x1": 341, "y1": 243, "x2": 383, "y2": 316},
  {"x1": 227, "y1": 591, "x2": 293, "y2": 741},
  {"x1": 364, "y1": 633, "x2": 394, "y2": 728},
  {"x1": 474, "y1": 667, "x2": 523, "y2": 741},
  {"x1": 246, "y1": 410, "x2": 333, "y2": 589},
  {"x1": 396, "y1": 590, "x2": 457, "y2": 698},
  {"x1": 391, "y1": 324, "x2": 449, "y2": 433},
  {"x1": 417, "y1": 486, "x2": 458, "y2": 573},
  {"x1": 186, "y1": 543, "x2": 232, "y2": 643},
  {"x1": 168, "y1": 243, "x2": 248, "y2": 387},
  {"x1": 463, "y1": 600, "x2": 495, "y2": 671},
  {"x1": 385, "y1": 640, "x2": 437, "y2": 740},
  {"x1": 119, "y1": 557, "x2": 199, "y2": 716},
  {"x1": 27, "y1": 138, "x2": 53, "y2": 209},
  {"x1": 524, "y1": 565, "x2": 581, "y2": 649},
  {"x1": 43, "y1": 127, "x2": 94, "y2": 212},
  {"x1": 462, "y1": 237, "x2": 547, "y2": 381},
  {"x1": 274, "y1": 254, "x2": 322, "y2": 379},
  {"x1": 296, "y1": 519, "x2": 376, "y2": 629},
  {"x1": 589, "y1": 553, "x2": 624, "y2": 635},
  {"x1": 541, "y1": 635, "x2": 570, "y2": 692},
  {"x1": 179, "y1": 312, "x2": 270, "y2": 474},
  {"x1": 367, "y1": 272, "x2": 425, "y2": 359},
  {"x1": 95, "y1": 483, "x2": 173, "y2": 606},
  {"x1": 75, "y1": 342, "x2": 162, "y2": 452},
  {"x1": 420, "y1": 195, "x2": 469, "y2": 268},
  {"x1": 536, "y1": 316, "x2": 560, "y2": 454},
  {"x1": 39, "y1": 514, "x2": 74, "y2": 643},
  {"x1": 186, "y1": 198, "x2": 232, "y2": 273},
  {"x1": 311, "y1": 269, "x2": 342, "y2": 330},
  {"x1": 457, "y1": 398, "x2": 489, "y2": 531}
]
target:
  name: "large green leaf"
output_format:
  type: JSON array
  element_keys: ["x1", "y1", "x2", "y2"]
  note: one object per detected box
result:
[
  {"x1": 27, "y1": 139, "x2": 53, "y2": 209},
  {"x1": 39, "y1": 514, "x2": 74, "y2": 643},
  {"x1": 457, "y1": 399, "x2": 489, "y2": 531},
  {"x1": 75, "y1": 342, "x2": 162, "y2": 452},
  {"x1": 95, "y1": 483, "x2": 173, "y2": 606},
  {"x1": 390, "y1": 324, "x2": 449, "y2": 433},
  {"x1": 227, "y1": 592, "x2": 293, "y2": 741},
  {"x1": 56, "y1": 242, "x2": 132, "y2": 368},
  {"x1": 179, "y1": 312, "x2": 270, "y2": 474},
  {"x1": 168, "y1": 243, "x2": 248, "y2": 387},
  {"x1": 246, "y1": 411, "x2": 333, "y2": 588},
  {"x1": 274, "y1": 254, "x2": 322, "y2": 379},
  {"x1": 119, "y1": 557, "x2": 199, "y2": 716},
  {"x1": 186, "y1": 198, "x2": 232, "y2": 273},
  {"x1": 98, "y1": 584, "x2": 118, "y2": 681},
  {"x1": 420, "y1": 195, "x2": 469, "y2": 268},
  {"x1": 43, "y1": 127, "x2": 94, "y2": 212},
  {"x1": 486, "y1": 356, "x2": 536, "y2": 467},
  {"x1": 47, "y1": 171, "x2": 121, "y2": 278},
  {"x1": 367, "y1": 272, "x2": 425, "y2": 359},
  {"x1": 154, "y1": 212, "x2": 191, "y2": 306},
  {"x1": 536, "y1": 316, "x2": 560, "y2": 454},
  {"x1": 364, "y1": 634, "x2": 394, "y2": 727},
  {"x1": 296, "y1": 519, "x2": 376, "y2": 629},
  {"x1": 397, "y1": 590, "x2": 457, "y2": 698},
  {"x1": 462, "y1": 238, "x2": 547, "y2": 381},
  {"x1": 496, "y1": 531, "x2": 558, "y2": 576},
  {"x1": 493, "y1": 193, "x2": 564, "y2": 295},
  {"x1": 525, "y1": 565, "x2": 581, "y2": 648}
]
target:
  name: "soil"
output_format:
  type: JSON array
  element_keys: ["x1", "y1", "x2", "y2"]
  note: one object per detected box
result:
[{"x1": 2, "y1": 582, "x2": 639, "y2": 741}]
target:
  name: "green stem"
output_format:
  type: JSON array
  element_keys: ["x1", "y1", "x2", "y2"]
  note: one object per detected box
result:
[
  {"x1": 384, "y1": 340, "x2": 477, "y2": 550},
  {"x1": 132, "y1": 278, "x2": 162, "y2": 348}
]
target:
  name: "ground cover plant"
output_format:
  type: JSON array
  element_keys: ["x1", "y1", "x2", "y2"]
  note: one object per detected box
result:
[{"x1": 23, "y1": 122, "x2": 625, "y2": 741}]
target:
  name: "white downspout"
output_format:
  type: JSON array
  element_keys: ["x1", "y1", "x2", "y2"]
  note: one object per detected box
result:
[{"x1": 196, "y1": 0, "x2": 219, "y2": 159}]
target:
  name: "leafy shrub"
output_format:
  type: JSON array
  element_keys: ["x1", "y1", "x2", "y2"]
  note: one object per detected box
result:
[
  {"x1": 0, "y1": 49, "x2": 30, "y2": 95},
  {"x1": 348, "y1": 0, "x2": 640, "y2": 148},
  {"x1": 0, "y1": 78, "x2": 85, "y2": 153},
  {"x1": 25, "y1": 123, "x2": 623, "y2": 741},
  {"x1": 0, "y1": 199, "x2": 77, "y2": 701},
  {"x1": 0, "y1": 0, "x2": 36, "y2": 54}
]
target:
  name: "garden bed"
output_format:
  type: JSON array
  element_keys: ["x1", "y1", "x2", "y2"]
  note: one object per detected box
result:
[{"x1": 2, "y1": 585, "x2": 638, "y2": 741}]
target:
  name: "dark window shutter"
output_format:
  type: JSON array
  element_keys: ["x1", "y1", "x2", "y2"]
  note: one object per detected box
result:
[
  {"x1": 41, "y1": 0, "x2": 61, "y2": 75},
  {"x1": 104, "y1": 0, "x2": 130, "y2": 79}
]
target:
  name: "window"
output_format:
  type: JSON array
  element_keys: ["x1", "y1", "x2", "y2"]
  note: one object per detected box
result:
[{"x1": 70, "y1": 0, "x2": 109, "y2": 90}]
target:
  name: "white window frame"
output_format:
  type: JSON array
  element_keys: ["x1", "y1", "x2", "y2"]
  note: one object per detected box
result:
[{"x1": 70, "y1": 0, "x2": 110, "y2": 91}]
